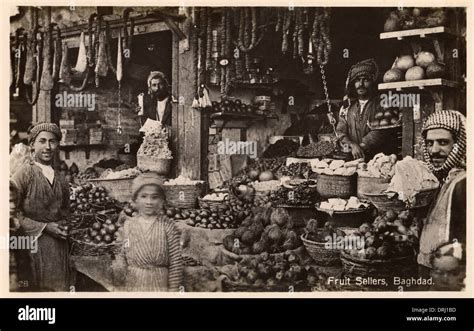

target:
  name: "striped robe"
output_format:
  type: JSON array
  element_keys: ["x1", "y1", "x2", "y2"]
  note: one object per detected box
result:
[{"x1": 116, "y1": 215, "x2": 183, "y2": 292}]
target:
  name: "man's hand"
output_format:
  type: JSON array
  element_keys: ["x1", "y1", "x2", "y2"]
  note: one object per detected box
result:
[
  {"x1": 351, "y1": 143, "x2": 365, "y2": 160},
  {"x1": 45, "y1": 222, "x2": 68, "y2": 240}
]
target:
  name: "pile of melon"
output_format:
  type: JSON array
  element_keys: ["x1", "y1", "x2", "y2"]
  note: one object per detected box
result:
[{"x1": 383, "y1": 51, "x2": 445, "y2": 83}]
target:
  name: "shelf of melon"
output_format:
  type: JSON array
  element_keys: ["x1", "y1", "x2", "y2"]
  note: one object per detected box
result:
[{"x1": 379, "y1": 26, "x2": 461, "y2": 112}]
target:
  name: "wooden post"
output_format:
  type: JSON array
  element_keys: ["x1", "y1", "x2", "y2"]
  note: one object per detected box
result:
[{"x1": 173, "y1": 12, "x2": 204, "y2": 180}]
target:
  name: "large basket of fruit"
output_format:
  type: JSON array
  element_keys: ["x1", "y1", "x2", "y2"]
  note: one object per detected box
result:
[
  {"x1": 69, "y1": 214, "x2": 124, "y2": 257},
  {"x1": 340, "y1": 251, "x2": 416, "y2": 278},
  {"x1": 198, "y1": 192, "x2": 229, "y2": 210},
  {"x1": 340, "y1": 209, "x2": 419, "y2": 278},
  {"x1": 364, "y1": 187, "x2": 438, "y2": 211},
  {"x1": 88, "y1": 178, "x2": 135, "y2": 203},
  {"x1": 221, "y1": 250, "x2": 316, "y2": 292},
  {"x1": 162, "y1": 176, "x2": 204, "y2": 209},
  {"x1": 300, "y1": 219, "x2": 354, "y2": 266},
  {"x1": 137, "y1": 155, "x2": 172, "y2": 175}
]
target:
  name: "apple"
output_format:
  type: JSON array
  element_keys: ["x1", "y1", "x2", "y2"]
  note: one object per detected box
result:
[
  {"x1": 92, "y1": 222, "x2": 101, "y2": 231},
  {"x1": 100, "y1": 228, "x2": 108, "y2": 236},
  {"x1": 106, "y1": 224, "x2": 116, "y2": 234},
  {"x1": 103, "y1": 234, "x2": 113, "y2": 243}
]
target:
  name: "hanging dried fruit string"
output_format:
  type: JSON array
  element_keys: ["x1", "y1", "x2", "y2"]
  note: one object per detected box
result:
[
  {"x1": 191, "y1": 7, "x2": 199, "y2": 105},
  {"x1": 297, "y1": 8, "x2": 305, "y2": 60},
  {"x1": 281, "y1": 9, "x2": 292, "y2": 54},
  {"x1": 205, "y1": 8, "x2": 212, "y2": 72},
  {"x1": 105, "y1": 21, "x2": 117, "y2": 75},
  {"x1": 52, "y1": 25, "x2": 62, "y2": 82},
  {"x1": 275, "y1": 8, "x2": 283, "y2": 32},
  {"x1": 13, "y1": 29, "x2": 25, "y2": 97},
  {"x1": 24, "y1": 8, "x2": 42, "y2": 105},
  {"x1": 312, "y1": 8, "x2": 332, "y2": 66},
  {"x1": 220, "y1": 8, "x2": 227, "y2": 95},
  {"x1": 234, "y1": 9, "x2": 244, "y2": 80},
  {"x1": 199, "y1": 7, "x2": 207, "y2": 88},
  {"x1": 224, "y1": 8, "x2": 234, "y2": 95}
]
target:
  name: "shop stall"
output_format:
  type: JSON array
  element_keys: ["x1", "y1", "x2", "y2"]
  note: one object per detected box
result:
[{"x1": 9, "y1": 6, "x2": 466, "y2": 292}]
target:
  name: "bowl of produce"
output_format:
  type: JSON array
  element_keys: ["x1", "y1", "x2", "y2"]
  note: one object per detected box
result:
[
  {"x1": 315, "y1": 197, "x2": 374, "y2": 228},
  {"x1": 340, "y1": 209, "x2": 419, "y2": 279}
]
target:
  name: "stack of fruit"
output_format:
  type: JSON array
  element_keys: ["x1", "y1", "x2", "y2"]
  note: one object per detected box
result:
[
  {"x1": 369, "y1": 108, "x2": 402, "y2": 128},
  {"x1": 245, "y1": 158, "x2": 285, "y2": 176},
  {"x1": 270, "y1": 180, "x2": 319, "y2": 206},
  {"x1": 343, "y1": 209, "x2": 419, "y2": 260},
  {"x1": 227, "y1": 251, "x2": 318, "y2": 290},
  {"x1": 80, "y1": 214, "x2": 122, "y2": 245},
  {"x1": 168, "y1": 198, "x2": 253, "y2": 229},
  {"x1": 384, "y1": 8, "x2": 448, "y2": 32},
  {"x1": 211, "y1": 99, "x2": 257, "y2": 115},
  {"x1": 383, "y1": 51, "x2": 445, "y2": 83},
  {"x1": 275, "y1": 162, "x2": 314, "y2": 179},
  {"x1": 223, "y1": 207, "x2": 301, "y2": 255},
  {"x1": 69, "y1": 183, "x2": 118, "y2": 214}
]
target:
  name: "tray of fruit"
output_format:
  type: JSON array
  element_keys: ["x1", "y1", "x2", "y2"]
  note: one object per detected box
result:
[
  {"x1": 69, "y1": 214, "x2": 124, "y2": 257},
  {"x1": 316, "y1": 197, "x2": 373, "y2": 215},
  {"x1": 221, "y1": 251, "x2": 316, "y2": 292},
  {"x1": 367, "y1": 119, "x2": 402, "y2": 130}
]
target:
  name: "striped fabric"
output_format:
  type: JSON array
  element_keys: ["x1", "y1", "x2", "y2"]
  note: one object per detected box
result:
[{"x1": 118, "y1": 215, "x2": 183, "y2": 292}]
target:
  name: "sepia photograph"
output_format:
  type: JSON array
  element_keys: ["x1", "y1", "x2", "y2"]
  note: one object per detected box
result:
[{"x1": 7, "y1": 3, "x2": 468, "y2": 295}]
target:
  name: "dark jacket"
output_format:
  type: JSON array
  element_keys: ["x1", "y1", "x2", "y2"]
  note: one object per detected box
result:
[
  {"x1": 336, "y1": 96, "x2": 398, "y2": 160},
  {"x1": 141, "y1": 94, "x2": 172, "y2": 126}
]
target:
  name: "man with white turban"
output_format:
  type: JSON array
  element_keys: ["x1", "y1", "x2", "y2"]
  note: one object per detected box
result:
[{"x1": 418, "y1": 110, "x2": 466, "y2": 273}]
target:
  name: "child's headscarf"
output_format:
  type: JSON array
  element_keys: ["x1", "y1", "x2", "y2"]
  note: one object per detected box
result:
[{"x1": 131, "y1": 172, "x2": 166, "y2": 201}]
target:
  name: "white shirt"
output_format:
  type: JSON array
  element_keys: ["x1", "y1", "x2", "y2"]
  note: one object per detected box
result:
[
  {"x1": 156, "y1": 97, "x2": 169, "y2": 122},
  {"x1": 35, "y1": 162, "x2": 55, "y2": 185},
  {"x1": 359, "y1": 99, "x2": 368, "y2": 115}
]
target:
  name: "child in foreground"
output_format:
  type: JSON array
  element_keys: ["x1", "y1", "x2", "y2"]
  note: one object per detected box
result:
[{"x1": 113, "y1": 172, "x2": 183, "y2": 291}]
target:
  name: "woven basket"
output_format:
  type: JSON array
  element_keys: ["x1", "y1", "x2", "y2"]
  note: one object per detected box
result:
[
  {"x1": 316, "y1": 174, "x2": 356, "y2": 199},
  {"x1": 301, "y1": 233, "x2": 341, "y2": 266},
  {"x1": 364, "y1": 187, "x2": 438, "y2": 211},
  {"x1": 87, "y1": 177, "x2": 135, "y2": 203},
  {"x1": 69, "y1": 228, "x2": 124, "y2": 257},
  {"x1": 198, "y1": 197, "x2": 229, "y2": 210},
  {"x1": 137, "y1": 155, "x2": 172, "y2": 175},
  {"x1": 340, "y1": 250, "x2": 416, "y2": 278},
  {"x1": 357, "y1": 176, "x2": 390, "y2": 199},
  {"x1": 163, "y1": 184, "x2": 203, "y2": 209}
]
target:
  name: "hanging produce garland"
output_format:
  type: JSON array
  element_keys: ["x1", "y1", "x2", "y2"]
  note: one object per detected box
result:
[
  {"x1": 52, "y1": 25, "x2": 62, "y2": 82},
  {"x1": 116, "y1": 31, "x2": 123, "y2": 135},
  {"x1": 24, "y1": 28, "x2": 42, "y2": 105},
  {"x1": 312, "y1": 8, "x2": 332, "y2": 66},
  {"x1": 13, "y1": 29, "x2": 25, "y2": 97},
  {"x1": 105, "y1": 21, "x2": 117, "y2": 75}
]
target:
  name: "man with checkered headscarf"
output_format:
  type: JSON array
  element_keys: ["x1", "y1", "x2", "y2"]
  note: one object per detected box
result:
[
  {"x1": 336, "y1": 58, "x2": 399, "y2": 160},
  {"x1": 418, "y1": 110, "x2": 466, "y2": 272}
]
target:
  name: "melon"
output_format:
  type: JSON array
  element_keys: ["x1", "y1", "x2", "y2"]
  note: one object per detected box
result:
[
  {"x1": 415, "y1": 51, "x2": 436, "y2": 68},
  {"x1": 395, "y1": 55, "x2": 415, "y2": 71},
  {"x1": 383, "y1": 68, "x2": 403, "y2": 82},
  {"x1": 259, "y1": 170, "x2": 274, "y2": 182},
  {"x1": 426, "y1": 62, "x2": 446, "y2": 79},
  {"x1": 248, "y1": 169, "x2": 260, "y2": 180},
  {"x1": 405, "y1": 66, "x2": 425, "y2": 81}
]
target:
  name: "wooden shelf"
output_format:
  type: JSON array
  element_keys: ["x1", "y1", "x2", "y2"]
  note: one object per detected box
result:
[
  {"x1": 379, "y1": 26, "x2": 457, "y2": 40},
  {"x1": 210, "y1": 112, "x2": 278, "y2": 132},
  {"x1": 378, "y1": 78, "x2": 459, "y2": 91},
  {"x1": 59, "y1": 143, "x2": 107, "y2": 159}
]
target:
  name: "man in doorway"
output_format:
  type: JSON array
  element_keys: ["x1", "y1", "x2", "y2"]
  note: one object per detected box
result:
[
  {"x1": 137, "y1": 71, "x2": 172, "y2": 127},
  {"x1": 336, "y1": 58, "x2": 398, "y2": 160},
  {"x1": 418, "y1": 110, "x2": 466, "y2": 275}
]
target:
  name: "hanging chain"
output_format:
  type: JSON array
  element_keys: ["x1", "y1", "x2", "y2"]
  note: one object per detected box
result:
[
  {"x1": 117, "y1": 82, "x2": 123, "y2": 135},
  {"x1": 320, "y1": 64, "x2": 338, "y2": 139}
]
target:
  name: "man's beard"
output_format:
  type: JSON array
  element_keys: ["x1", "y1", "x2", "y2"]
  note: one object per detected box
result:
[{"x1": 151, "y1": 90, "x2": 168, "y2": 100}]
